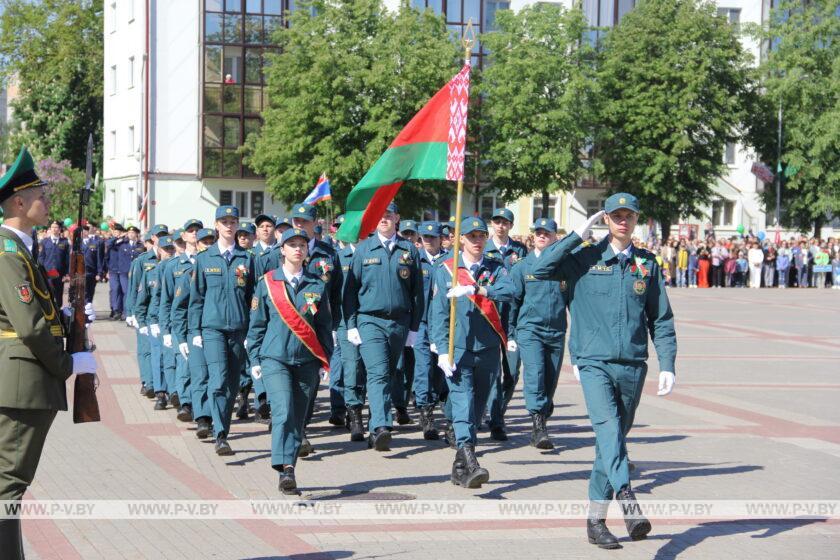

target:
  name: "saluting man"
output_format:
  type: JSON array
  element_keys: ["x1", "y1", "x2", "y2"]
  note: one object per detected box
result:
[
  {"x1": 38, "y1": 219, "x2": 70, "y2": 308},
  {"x1": 80, "y1": 223, "x2": 105, "y2": 303},
  {"x1": 247, "y1": 227, "x2": 333, "y2": 495},
  {"x1": 0, "y1": 147, "x2": 97, "y2": 558},
  {"x1": 113, "y1": 225, "x2": 143, "y2": 322},
  {"x1": 343, "y1": 202, "x2": 423, "y2": 451},
  {"x1": 188, "y1": 206, "x2": 255, "y2": 456},
  {"x1": 531, "y1": 193, "x2": 677, "y2": 549}
]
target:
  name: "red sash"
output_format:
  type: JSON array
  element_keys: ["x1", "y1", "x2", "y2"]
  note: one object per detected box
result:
[
  {"x1": 441, "y1": 259, "x2": 507, "y2": 346},
  {"x1": 264, "y1": 274, "x2": 330, "y2": 372}
]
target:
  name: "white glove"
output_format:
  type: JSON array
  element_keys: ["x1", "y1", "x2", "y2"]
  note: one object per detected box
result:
[
  {"x1": 347, "y1": 328, "x2": 362, "y2": 346},
  {"x1": 657, "y1": 371, "x2": 675, "y2": 396},
  {"x1": 72, "y1": 352, "x2": 97, "y2": 375},
  {"x1": 506, "y1": 340, "x2": 518, "y2": 352},
  {"x1": 150, "y1": 324, "x2": 160, "y2": 338},
  {"x1": 243, "y1": 338, "x2": 248, "y2": 349},
  {"x1": 162, "y1": 334, "x2": 173, "y2": 348},
  {"x1": 84, "y1": 302, "x2": 96, "y2": 322},
  {"x1": 438, "y1": 354, "x2": 456, "y2": 378},
  {"x1": 178, "y1": 342, "x2": 189, "y2": 360},
  {"x1": 319, "y1": 368, "x2": 329, "y2": 382},
  {"x1": 192, "y1": 335, "x2": 203, "y2": 348},
  {"x1": 446, "y1": 285, "x2": 475, "y2": 298},
  {"x1": 251, "y1": 365, "x2": 262, "y2": 380},
  {"x1": 405, "y1": 330, "x2": 418, "y2": 347},
  {"x1": 429, "y1": 343, "x2": 438, "y2": 354},
  {"x1": 139, "y1": 326, "x2": 149, "y2": 335},
  {"x1": 332, "y1": 331, "x2": 338, "y2": 346},
  {"x1": 126, "y1": 315, "x2": 136, "y2": 328},
  {"x1": 575, "y1": 210, "x2": 605, "y2": 239},
  {"x1": 572, "y1": 365, "x2": 581, "y2": 382}
]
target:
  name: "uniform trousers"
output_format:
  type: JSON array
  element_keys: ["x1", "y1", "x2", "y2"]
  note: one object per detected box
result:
[
  {"x1": 358, "y1": 314, "x2": 409, "y2": 431},
  {"x1": 445, "y1": 347, "x2": 500, "y2": 447},
  {"x1": 202, "y1": 328, "x2": 247, "y2": 438},
  {"x1": 262, "y1": 358, "x2": 320, "y2": 467}
]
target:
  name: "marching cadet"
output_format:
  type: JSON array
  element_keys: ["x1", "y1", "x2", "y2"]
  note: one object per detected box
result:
[
  {"x1": 188, "y1": 206, "x2": 255, "y2": 456},
  {"x1": 392, "y1": 219, "x2": 421, "y2": 425},
  {"x1": 275, "y1": 217, "x2": 292, "y2": 241},
  {"x1": 113, "y1": 225, "x2": 143, "y2": 322},
  {"x1": 234, "y1": 221, "x2": 258, "y2": 419},
  {"x1": 413, "y1": 221, "x2": 448, "y2": 440},
  {"x1": 485, "y1": 207, "x2": 528, "y2": 442},
  {"x1": 343, "y1": 202, "x2": 423, "y2": 451},
  {"x1": 531, "y1": 193, "x2": 676, "y2": 548},
  {"x1": 38, "y1": 219, "x2": 70, "y2": 307},
  {"x1": 246, "y1": 227, "x2": 333, "y2": 494},
  {"x1": 236, "y1": 222, "x2": 256, "y2": 250},
  {"x1": 80, "y1": 223, "x2": 105, "y2": 304},
  {"x1": 171, "y1": 227, "x2": 216, "y2": 437},
  {"x1": 0, "y1": 147, "x2": 97, "y2": 558},
  {"x1": 253, "y1": 214, "x2": 276, "y2": 258}
]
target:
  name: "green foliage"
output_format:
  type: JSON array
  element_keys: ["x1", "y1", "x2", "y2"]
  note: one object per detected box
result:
[
  {"x1": 747, "y1": 0, "x2": 839, "y2": 235},
  {"x1": 0, "y1": 0, "x2": 103, "y2": 218},
  {"x1": 478, "y1": 3, "x2": 597, "y2": 211},
  {"x1": 596, "y1": 0, "x2": 753, "y2": 238},
  {"x1": 36, "y1": 158, "x2": 103, "y2": 223},
  {"x1": 244, "y1": 0, "x2": 459, "y2": 219}
]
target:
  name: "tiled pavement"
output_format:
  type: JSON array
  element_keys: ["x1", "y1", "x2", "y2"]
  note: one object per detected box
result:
[{"x1": 20, "y1": 287, "x2": 840, "y2": 559}]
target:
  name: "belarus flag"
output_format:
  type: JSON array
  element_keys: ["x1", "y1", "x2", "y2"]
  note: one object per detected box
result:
[
  {"x1": 304, "y1": 174, "x2": 332, "y2": 205},
  {"x1": 336, "y1": 63, "x2": 471, "y2": 242}
]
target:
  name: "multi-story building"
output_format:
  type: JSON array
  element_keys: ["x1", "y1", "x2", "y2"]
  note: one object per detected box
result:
[{"x1": 105, "y1": 0, "x2": 802, "y2": 238}]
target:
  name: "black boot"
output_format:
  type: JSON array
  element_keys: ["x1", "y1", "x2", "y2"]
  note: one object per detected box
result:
[
  {"x1": 419, "y1": 404, "x2": 439, "y2": 440},
  {"x1": 139, "y1": 382, "x2": 148, "y2": 396},
  {"x1": 144, "y1": 385, "x2": 156, "y2": 399},
  {"x1": 169, "y1": 392, "x2": 180, "y2": 408},
  {"x1": 450, "y1": 448, "x2": 466, "y2": 485},
  {"x1": 458, "y1": 444, "x2": 489, "y2": 488},
  {"x1": 254, "y1": 395, "x2": 271, "y2": 424},
  {"x1": 328, "y1": 410, "x2": 346, "y2": 427},
  {"x1": 154, "y1": 392, "x2": 167, "y2": 410},
  {"x1": 195, "y1": 417, "x2": 212, "y2": 439},
  {"x1": 587, "y1": 501, "x2": 621, "y2": 549},
  {"x1": 490, "y1": 426, "x2": 508, "y2": 441},
  {"x1": 617, "y1": 486, "x2": 651, "y2": 541},
  {"x1": 395, "y1": 407, "x2": 413, "y2": 425},
  {"x1": 298, "y1": 435, "x2": 313, "y2": 458},
  {"x1": 177, "y1": 403, "x2": 193, "y2": 422},
  {"x1": 368, "y1": 427, "x2": 391, "y2": 451},
  {"x1": 444, "y1": 422, "x2": 456, "y2": 449},
  {"x1": 530, "y1": 413, "x2": 553, "y2": 450},
  {"x1": 278, "y1": 465, "x2": 298, "y2": 495},
  {"x1": 215, "y1": 435, "x2": 233, "y2": 456},
  {"x1": 235, "y1": 388, "x2": 250, "y2": 420},
  {"x1": 348, "y1": 406, "x2": 365, "y2": 442}
]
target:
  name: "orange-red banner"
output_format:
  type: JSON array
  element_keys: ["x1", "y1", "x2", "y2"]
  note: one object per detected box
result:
[
  {"x1": 441, "y1": 259, "x2": 507, "y2": 346},
  {"x1": 264, "y1": 274, "x2": 330, "y2": 372}
]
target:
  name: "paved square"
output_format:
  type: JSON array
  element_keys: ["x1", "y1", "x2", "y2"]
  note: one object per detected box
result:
[{"x1": 21, "y1": 288, "x2": 840, "y2": 559}]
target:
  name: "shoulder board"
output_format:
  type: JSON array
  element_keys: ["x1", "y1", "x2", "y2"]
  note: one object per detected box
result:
[{"x1": 3, "y1": 239, "x2": 17, "y2": 253}]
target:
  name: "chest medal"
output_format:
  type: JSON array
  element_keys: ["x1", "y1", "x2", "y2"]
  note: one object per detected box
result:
[{"x1": 633, "y1": 279, "x2": 647, "y2": 295}]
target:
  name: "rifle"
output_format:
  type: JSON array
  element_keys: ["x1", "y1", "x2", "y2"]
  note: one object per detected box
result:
[{"x1": 68, "y1": 134, "x2": 101, "y2": 423}]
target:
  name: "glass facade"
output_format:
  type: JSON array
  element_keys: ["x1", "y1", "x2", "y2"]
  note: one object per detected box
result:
[{"x1": 202, "y1": 0, "x2": 286, "y2": 178}]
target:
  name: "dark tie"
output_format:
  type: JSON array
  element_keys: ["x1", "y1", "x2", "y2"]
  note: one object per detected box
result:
[
  {"x1": 223, "y1": 250, "x2": 232, "y2": 263},
  {"x1": 617, "y1": 253, "x2": 628, "y2": 269},
  {"x1": 469, "y1": 263, "x2": 480, "y2": 278},
  {"x1": 290, "y1": 277, "x2": 300, "y2": 294}
]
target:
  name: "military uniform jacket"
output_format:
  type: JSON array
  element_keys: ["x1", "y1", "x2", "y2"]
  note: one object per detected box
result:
[
  {"x1": 429, "y1": 253, "x2": 513, "y2": 359},
  {"x1": 246, "y1": 268, "x2": 334, "y2": 367},
  {"x1": 0, "y1": 228, "x2": 72, "y2": 410},
  {"x1": 257, "y1": 239, "x2": 342, "y2": 331},
  {"x1": 125, "y1": 250, "x2": 154, "y2": 316},
  {"x1": 133, "y1": 258, "x2": 161, "y2": 328},
  {"x1": 38, "y1": 235, "x2": 71, "y2": 277},
  {"x1": 485, "y1": 237, "x2": 528, "y2": 268},
  {"x1": 531, "y1": 234, "x2": 677, "y2": 372},
  {"x1": 82, "y1": 237, "x2": 104, "y2": 276},
  {"x1": 169, "y1": 253, "x2": 197, "y2": 346},
  {"x1": 342, "y1": 235, "x2": 423, "y2": 332},
  {"x1": 188, "y1": 243, "x2": 255, "y2": 333},
  {"x1": 114, "y1": 239, "x2": 144, "y2": 275},
  {"x1": 335, "y1": 244, "x2": 355, "y2": 328},
  {"x1": 419, "y1": 249, "x2": 446, "y2": 325},
  {"x1": 157, "y1": 256, "x2": 182, "y2": 335}
]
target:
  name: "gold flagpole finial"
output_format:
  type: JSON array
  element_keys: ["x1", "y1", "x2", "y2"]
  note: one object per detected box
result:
[{"x1": 462, "y1": 19, "x2": 475, "y2": 62}]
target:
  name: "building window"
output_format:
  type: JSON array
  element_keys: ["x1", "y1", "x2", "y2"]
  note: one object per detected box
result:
[
  {"x1": 128, "y1": 56, "x2": 135, "y2": 89},
  {"x1": 724, "y1": 142, "x2": 736, "y2": 165},
  {"x1": 220, "y1": 189, "x2": 233, "y2": 206},
  {"x1": 110, "y1": 2, "x2": 117, "y2": 32},
  {"x1": 250, "y1": 191, "x2": 264, "y2": 217},
  {"x1": 236, "y1": 192, "x2": 248, "y2": 215},
  {"x1": 585, "y1": 197, "x2": 605, "y2": 217},
  {"x1": 532, "y1": 195, "x2": 557, "y2": 223},
  {"x1": 202, "y1": 0, "x2": 289, "y2": 178},
  {"x1": 110, "y1": 65, "x2": 117, "y2": 94},
  {"x1": 479, "y1": 194, "x2": 498, "y2": 221},
  {"x1": 110, "y1": 130, "x2": 117, "y2": 159},
  {"x1": 717, "y1": 7, "x2": 740, "y2": 28},
  {"x1": 711, "y1": 199, "x2": 735, "y2": 226},
  {"x1": 127, "y1": 126, "x2": 135, "y2": 156},
  {"x1": 484, "y1": 1, "x2": 510, "y2": 32}
]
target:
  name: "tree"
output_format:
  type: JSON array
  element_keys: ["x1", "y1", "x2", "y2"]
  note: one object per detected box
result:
[
  {"x1": 0, "y1": 0, "x2": 103, "y2": 177},
  {"x1": 747, "y1": 0, "x2": 839, "y2": 236},
  {"x1": 478, "y1": 3, "x2": 597, "y2": 216},
  {"x1": 244, "y1": 0, "x2": 459, "y2": 218},
  {"x1": 36, "y1": 158, "x2": 103, "y2": 224},
  {"x1": 596, "y1": 0, "x2": 753, "y2": 239}
]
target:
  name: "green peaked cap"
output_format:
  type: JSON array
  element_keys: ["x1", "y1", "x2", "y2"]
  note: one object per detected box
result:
[{"x1": 0, "y1": 147, "x2": 48, "y2": 204}]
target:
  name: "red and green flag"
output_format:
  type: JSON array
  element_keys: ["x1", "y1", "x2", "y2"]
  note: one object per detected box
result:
[{"x1": 336, "y1": 63, "x2": 471, "y2": 242}]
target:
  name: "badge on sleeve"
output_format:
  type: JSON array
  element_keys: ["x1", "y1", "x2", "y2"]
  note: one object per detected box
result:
[
  {"x1": 251, "y1": 296, "x2": 258, "y2": 310},
  {"x1": 16, "y1": 283, "x2": 33, "y2": 304},
  {"x1": 4, "y1": 239, "x2": 17, "y2": 253},
  {"x1": 633, "y1": 279, "x2": 646, "y2": 295}
]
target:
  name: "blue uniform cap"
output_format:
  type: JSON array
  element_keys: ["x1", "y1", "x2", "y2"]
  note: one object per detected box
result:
[
  {"x1": 275, "y1": 216, "x2": 292, "y2": 227},
  {"x1": 150, "y1": 224, "x2": 168, "y2": 237},
  {"x1": 126, "y1": 225, "x2": 140, "y2": 233},
  {"x1": 215, "y1": 205, "x2": 239, "y2": 220},
  {"x1": 280, "y1": 227, "x2": 309, "y2": 246},
  {"x1": 420, "y1": 221, "x2": 441, "y2": 237},
  {"x1": 290, "y1": 203, "x2": 316, "y2": 222},
  {"x1": 196, "y1": 228, "x2": 216, "y2": 242},
  {"x1": 604, "y1": 192, "x2": 640, "y2": 214},
  {"x1": 385, "y1": 201, "x2": 399, "y2": 214},
  {"x1": 254, "y1": 213, "x2": 274, "y2": 226},
  {"x1": 532, "y1": 218, "x2": 558, "y2": 233},
  {"x1": 460, "y1": 217, "x2": 489, "y2": 235},
  {"x1": 172, "y1": 228, "x2": 184, "y2": 241},
  {"x1": 158, "y1": 236, "x2": 175, "y2": 250},
  {"x1": 237, "y1": 222, "x2": 256, "y2": 235},
  {"x1": 112, "y1": 223, "x2": 126, "y2": 232},
  {"x1": 491, "y1": 208, "x2": 515, "y2": 223},
  {"x1": 399, "y1": 219, "x2": 418, "y2": 233},
  {"x1": 142, "y1": 232, "x2": 153, "y2": 242},
  {"x1": 183, "y1": 218, "x2": 203, "y2": 230}
]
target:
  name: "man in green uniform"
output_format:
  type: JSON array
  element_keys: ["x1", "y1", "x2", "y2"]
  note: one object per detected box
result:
[
  {"x1": 0, "y1": 147, "x2": 97, "y2": 558},
  {"x1": 532, "y1": 193, "x2": 676, "y2": 549}
]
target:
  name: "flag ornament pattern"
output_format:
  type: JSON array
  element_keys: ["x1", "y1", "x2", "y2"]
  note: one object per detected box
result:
[
  {"x1": 337, "y1": 63, "x2": 471, "y2": 242},
  {"x1": 304, "y1": 174, "x2": 332, "y2": 205}
]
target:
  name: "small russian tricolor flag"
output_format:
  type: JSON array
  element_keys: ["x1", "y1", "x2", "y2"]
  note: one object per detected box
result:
[{"x1": 304, "y1": 174, "x2": 332, "y2": 205}]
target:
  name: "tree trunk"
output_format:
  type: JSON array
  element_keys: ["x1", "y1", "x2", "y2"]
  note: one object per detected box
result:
[
  {"x1": 659, "y1": 217, "x2": 672, "y2": 242},
  {"x1": 813, "y1": 216, "x2": 823, "y2": 239},
  {"x1": 541, "y1": 188, "x2": 549, "y2": 218}
]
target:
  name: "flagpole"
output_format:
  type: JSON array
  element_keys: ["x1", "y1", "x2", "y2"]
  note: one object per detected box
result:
[{"x1": 448, "y1": 21, "x2": 474, "y2": 361}]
